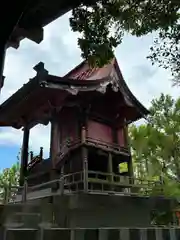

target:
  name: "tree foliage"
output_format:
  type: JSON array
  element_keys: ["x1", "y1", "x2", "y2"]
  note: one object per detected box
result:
[
  {"x1": 0, "y1": 150, "x2": 21, "y2": 203},
  {"x1": 0, "y1": 162, "x2": 20, "y2": 203},
  {"x1": 0, "y1": 162, "x2": 20, "y2": 187},
  {"x1": 70, "y1": 0, "x2": 180, "y2": 80},
  {"x1": 148, "y1": 24, "x2": 180, "y2": 85},
  {"x1": 129, "y1": 93, "x2": 180, "y2": 199}
]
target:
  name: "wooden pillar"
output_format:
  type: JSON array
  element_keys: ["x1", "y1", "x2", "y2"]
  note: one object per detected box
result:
[
  {"x1": 80, "y1": 106, "x2": 88, "y2": 192},
  {"x1": 0, "y1": 43, "x2": 6, "y2": 93},
  {"x1": 124, "y1": 122, "x2": 134, "y2": 178},
  {"x1": 123, "y1": 121, "x2": 129, "y2": 148},
  {"x1": 108, "y1": 153, "x2": 113, "y2": 183},
  {"x1": 80, "y1": 105, "x2": 87, "y2": 144},
  {"x1": 50, "y1": 113, "x2": 59, "y2": 181},
  {"x1": 19, "y1": 126, "x2": 30, "y2": 186},
  {"x1": 60, "y1": 165, "x2": 64, "y2": 195},
  {"x1": 81, "y1": 126, "x2": 86, "y2": 143},
  {"x1": 82, "y1": 146, "x2": 88, "y2": 192},
  {"x1": 128, "y1": 157, "x2": 134, "y2": 179}
]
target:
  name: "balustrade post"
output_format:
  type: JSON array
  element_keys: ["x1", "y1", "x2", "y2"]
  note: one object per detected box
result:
[
  {"x1": 108, "y1": 153, "x2": 114, "y2": 192},
  {"x1": 59, "y1": 166, "x2": 64, "y2": 195},
  {"x1": 8, "y1": 182, "x2": 12, "y2": 203},
  {"x1": 30, "y1": 151, "x2": 33, "y2": 161},
  {"x1": 3, "y1": 185, "x2": 9, "y2": 204},
  {"x1": 40, "y1": 147, "x2": 43, "y2": 160},
  {"x1": 108, "y1": 153, "x2": 113, "y2": 182},
  {"x1": 82, "y1": 147, "x2": 88, "y2": 192},
  {"x1": 22, "y1": 178, "x2": 28, "y2": 203}
]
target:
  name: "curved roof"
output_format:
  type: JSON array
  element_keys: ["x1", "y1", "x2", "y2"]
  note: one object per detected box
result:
[
  {"x1": 63, "y1": 57, "x2": 150, "y2": 118},
  {"x1": 0, "y1": 57, "x2": 149, "y2": 128}
]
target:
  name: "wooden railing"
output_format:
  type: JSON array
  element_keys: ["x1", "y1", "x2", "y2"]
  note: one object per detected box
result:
[
  {"x1": 87, "y1": 171, "x2": 163, "y2": 196},
  {"x1": 28, "y1": 147, "x2": 44, "y2": 170},
  {"x1": 86, "y1": 137, "x2": 129, "y2": 154},
  {"x1": 0, "y1": 184, "x2": 23, "y2": 204},
  {"x1": 0, "y1": 171, "x2": 165, "y2": 204},
  {"x1": 56, "y1": 137, "x2": 129, "y2": 164},
  {"x1": 27, "y1": 156, "x2": 42, "y2": 170},
  {"x1": 56, "y1": 138, "x2": 81, "y2": 162}
]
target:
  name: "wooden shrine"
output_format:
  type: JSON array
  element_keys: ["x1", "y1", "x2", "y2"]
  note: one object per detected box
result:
[
  {"x1": 0, "y1": 58, "x2": 176, "y2": 229},
  {"x1": 0, "y1": 58, "x2": 149, "y2": 188}
]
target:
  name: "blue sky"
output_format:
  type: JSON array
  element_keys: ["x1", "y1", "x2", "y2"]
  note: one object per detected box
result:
[{"x1": 0, "y1": 12, "x2": 179, "y2": 169}]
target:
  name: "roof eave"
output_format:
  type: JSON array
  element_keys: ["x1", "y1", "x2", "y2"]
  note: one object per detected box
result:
[
  {"x1": 114, "y1": 58, "x2": 149, "y2": 119},
  {"x1": 0, "y1": 78, "x2": 40, "y2": 114}
]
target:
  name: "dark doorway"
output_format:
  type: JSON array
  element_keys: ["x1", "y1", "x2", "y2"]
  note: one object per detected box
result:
[{"x1": 88, "y1": 150, "x2": 108, "y2": 180}]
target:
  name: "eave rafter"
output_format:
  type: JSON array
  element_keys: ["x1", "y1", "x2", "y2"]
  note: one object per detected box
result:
[
  {"x1": 3, "y1": 0, "x2": 84, "y2": 50},
  {"x1": 7, "y1": 26, "x2": 44, "y2": 49}
]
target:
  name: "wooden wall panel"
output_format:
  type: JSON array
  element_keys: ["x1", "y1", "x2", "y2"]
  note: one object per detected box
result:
[
  {"x1": 59, "y1": 107, "x2": 79, "y2": 148},
  {"x1": 117, "y1": 128, "x2": 125, "y2": 147},
  {"x1": 87, "y1": 120, "x2": 113, "y2": 144}
]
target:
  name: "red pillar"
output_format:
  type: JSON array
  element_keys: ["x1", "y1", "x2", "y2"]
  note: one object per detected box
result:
[
  {"x1": 19, "y1": 126, "x2": 30, "y2": 186},
  {"x1": 50, "y1": 112, "x2": 59, "y2": 181}
]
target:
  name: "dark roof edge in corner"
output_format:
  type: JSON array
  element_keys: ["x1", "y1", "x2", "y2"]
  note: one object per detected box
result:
[
  {"x1": 0, "y1": 78, "x2": 39, "y2": 113},
  {"x1": 114, "y1": 58, "x2": 150, "y2": 117}
]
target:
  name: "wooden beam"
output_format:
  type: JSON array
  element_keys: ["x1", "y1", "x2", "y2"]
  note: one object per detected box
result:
[
  {"x1": 0, "y1": 43, "x2": 6, "y2": 93},
  {"x1": 49, "y1": 111, "x2": 60, "y2": 181},
  {"x1": 25, "y1": 117, "x2": 50, "y2": 130},
  {"x1": 7, "y1": 38, "x2": 21, "y2": 49},
  {"x1": 7, "y1": 26, "x2": 44, "y2": 49},
  {"x1": 19, "y1": 126, "x2": 30, "y2": 186},
  {"x1": 24, "y1": 27, "x2": 44, "y2": 44}
]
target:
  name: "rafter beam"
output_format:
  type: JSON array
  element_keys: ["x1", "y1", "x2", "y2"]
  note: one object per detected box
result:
[{"x1": 7, "y1": 26, "x2": 44, "y2": 49}]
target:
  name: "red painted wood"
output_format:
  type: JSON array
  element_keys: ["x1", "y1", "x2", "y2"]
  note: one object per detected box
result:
[
  {"x1": 117, "y1": 128, "x2": 125, "y2": 147},
  {"x1": 64, "y1": 59, "x2": 115, "y2": 81},
  {"x1": 59, "y1": 108, "x2": 79, "y2": 147},
  {"x1": 50, "y1": 118, "x2": 60, "y2": 168},
  {"x1": 87, "y1": 120, "x2": 113, "y2": 144}
]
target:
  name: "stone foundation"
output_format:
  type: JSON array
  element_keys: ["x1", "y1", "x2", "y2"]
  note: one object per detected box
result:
[{"x1": 2, "y1": 227, "x2": 180, "y2": 240}]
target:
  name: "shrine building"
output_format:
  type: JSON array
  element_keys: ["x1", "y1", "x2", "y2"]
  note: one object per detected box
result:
[
  {"x1": 0, "y1": 57, "x2": 149, "y2": 187},
  {"x1": 0, "y1": 57, "x2": 175, "y2": 229}
]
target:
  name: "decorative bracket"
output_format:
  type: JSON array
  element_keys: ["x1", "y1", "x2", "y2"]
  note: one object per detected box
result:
[{"x1": 33, "y1": 62, "x2": 49, "y2": 83}]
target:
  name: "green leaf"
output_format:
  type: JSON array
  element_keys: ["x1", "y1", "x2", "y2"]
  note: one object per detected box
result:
[
  {"x1": 69, "y1": 0, "x2": 180, "y2": 74},
  {"x1": 129, "y1": 94, "x2": 180, "y2": 199}
]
